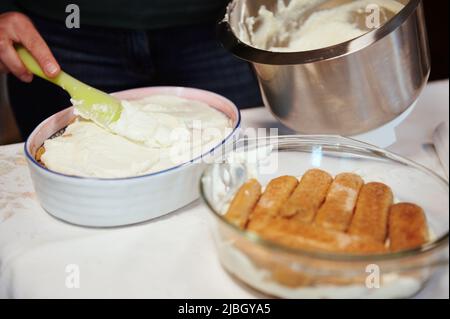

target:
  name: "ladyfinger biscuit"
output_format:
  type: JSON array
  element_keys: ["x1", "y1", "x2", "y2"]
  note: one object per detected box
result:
[
  {"x1": 225, "y1": 179, "x2": 262, "y2": 229},
  {"x1": 258, "y1": 218, "x2": 386, "y2": 254},
  {"x1": 35, "y1": 146, "x2": 46, "y2": 163},
  {"x1": 247, "y1": 176, "x2": 298, "y2": 232},
  {"x1": 348, "y1": 182, "x2": 393, "y2": 242},
  {"x1": 280, "y1": 169, "x2": 333, "y2": 223},
  {"x1": 389, "y1": 203, "x2": 429, "y2": 252},
  {"x1": 314, "y1": 173, "x2": 364, "y2": 232}
]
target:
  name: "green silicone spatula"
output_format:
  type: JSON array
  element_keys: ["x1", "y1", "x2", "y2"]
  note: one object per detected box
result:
[{"x1": 16, "y1": 45, "x2": 122, "y2": 129}]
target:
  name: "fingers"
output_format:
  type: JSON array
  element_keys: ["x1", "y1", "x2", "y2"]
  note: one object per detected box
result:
[
  {"x1": 0, "y1": 12, "x2": 60, "y2": 81},
  {"x1": 16, "y1": 18, "x2": 60, "y2": 77},
  {"x1": 0, "y1": 36, "x2": 32, "y2": 82}
]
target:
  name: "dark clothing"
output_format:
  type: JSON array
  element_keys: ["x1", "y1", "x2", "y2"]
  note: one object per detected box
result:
[
  {"x1": 2, "y1": 0, "x2": 229, "y2": 29},
  {"x1": 7, "y1": 14, "x2": 262, "y2": 138}
]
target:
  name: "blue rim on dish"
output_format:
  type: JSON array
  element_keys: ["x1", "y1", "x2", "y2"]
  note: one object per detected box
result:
[{"x1": 24, "y1": 88, "x2": 242, "y2": 182}]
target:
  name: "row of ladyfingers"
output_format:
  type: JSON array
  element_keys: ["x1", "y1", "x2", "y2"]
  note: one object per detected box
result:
[{"x1": 225, "y1": 169, "x2": 429, "y2": 254}]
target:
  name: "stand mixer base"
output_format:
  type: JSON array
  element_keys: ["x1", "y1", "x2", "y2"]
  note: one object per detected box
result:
[{"x1": 351, "y1": 100, "x2": 417, "y2": 148}]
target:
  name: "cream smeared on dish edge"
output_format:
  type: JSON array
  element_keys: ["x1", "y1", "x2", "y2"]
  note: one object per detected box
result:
[{"x1": 41, "y1": 95, "x2": 232, "y2": 178}]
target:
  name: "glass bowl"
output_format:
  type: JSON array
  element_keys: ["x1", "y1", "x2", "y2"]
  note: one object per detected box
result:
[{"x1": 200, "y1": 136, "x2": 449, "y2": 299}]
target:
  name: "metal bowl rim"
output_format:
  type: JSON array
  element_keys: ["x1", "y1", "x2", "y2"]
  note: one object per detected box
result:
[{"x1": 219, "y1": 0, "x2": 421, "y2": 65}]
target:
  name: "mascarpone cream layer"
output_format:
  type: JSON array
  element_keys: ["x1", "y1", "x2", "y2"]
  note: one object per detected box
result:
[{"x1": 41, "y1": 95, "x2": 232, "y2": 178}]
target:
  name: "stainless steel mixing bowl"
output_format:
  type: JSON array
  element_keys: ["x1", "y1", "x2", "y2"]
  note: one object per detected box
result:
[{"x1": 218, "y1": 0, "x2": 430, "y2": 136}]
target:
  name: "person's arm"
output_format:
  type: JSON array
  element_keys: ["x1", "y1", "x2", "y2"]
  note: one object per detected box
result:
[{"x1": 0, "y1": 4, "x2": 60, "y2": 82}]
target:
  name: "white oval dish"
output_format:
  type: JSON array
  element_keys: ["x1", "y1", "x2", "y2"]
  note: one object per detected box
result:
[{"x1": 25, "y1": 87, "x2": 241, "y2": 227}]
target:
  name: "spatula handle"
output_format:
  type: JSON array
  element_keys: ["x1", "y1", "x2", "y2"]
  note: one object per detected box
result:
[{"x1": 15, "y1": 45, "x2": 80, "y2": 93}]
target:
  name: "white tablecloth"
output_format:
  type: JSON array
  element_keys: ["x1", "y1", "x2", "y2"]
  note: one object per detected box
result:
[{"x1": 0, "y1": 80, "x2": 448, "y2": 299}]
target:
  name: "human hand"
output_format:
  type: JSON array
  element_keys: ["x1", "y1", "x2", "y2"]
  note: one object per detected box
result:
[{"x1": 0, "y1": 12, "x2": 60, "y2": 82}]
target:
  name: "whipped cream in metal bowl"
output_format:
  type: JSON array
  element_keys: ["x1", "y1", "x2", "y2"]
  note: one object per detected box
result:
[
  {"x1": 41, "y1": 95, "x2": 232, "y2": 179},
  {"x1": 238, "y1": 0, "x2": 405, "y2": 52}
]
